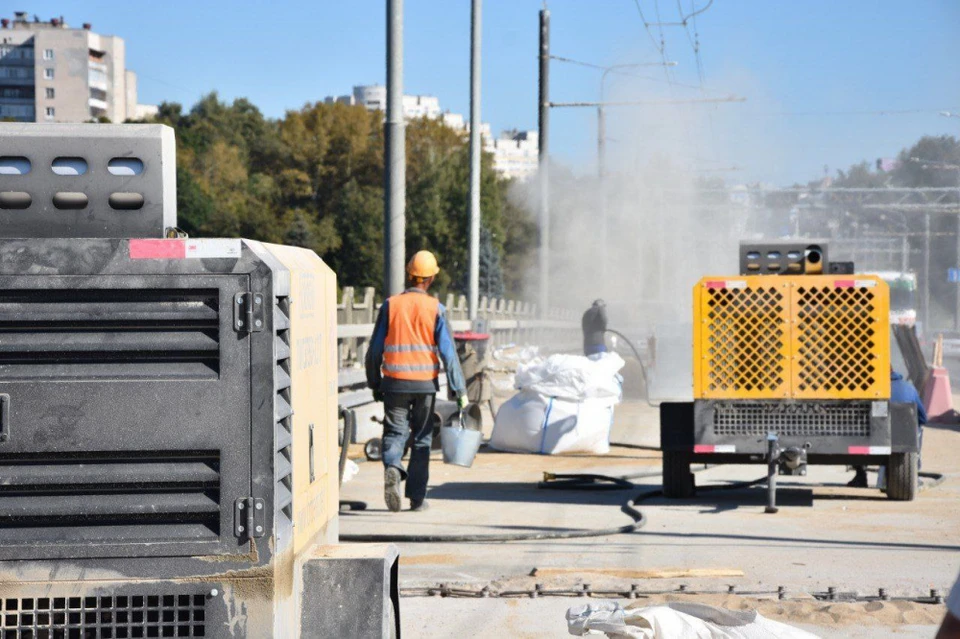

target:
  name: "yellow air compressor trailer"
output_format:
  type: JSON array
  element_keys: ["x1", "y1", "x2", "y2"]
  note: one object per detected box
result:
[{"x1": 660, "y1": 242, "x2": 920, "y2": 511}]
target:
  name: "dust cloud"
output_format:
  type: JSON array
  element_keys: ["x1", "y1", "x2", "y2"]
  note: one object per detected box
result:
[{"x1": 510, "y1": 75, "x2": 785, "y2": 335}]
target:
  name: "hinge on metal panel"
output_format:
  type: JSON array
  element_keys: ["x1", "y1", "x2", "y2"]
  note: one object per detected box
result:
[
  {"x1": 234, "y1": 497, "x2": 265, "y2": 538},
  {"x1": 234, "y1": 292, "x2": 265, "y2": 333}
]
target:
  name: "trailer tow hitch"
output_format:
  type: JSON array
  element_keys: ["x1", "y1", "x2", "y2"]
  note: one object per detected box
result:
[
  {"x1": 765, "y1": 433, "x2": 808, "y2": 514},
  {"x1": 765, "y1": 433, "x2": 780, "y2": 514}
]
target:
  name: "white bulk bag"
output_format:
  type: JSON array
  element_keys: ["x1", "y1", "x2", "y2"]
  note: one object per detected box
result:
[
  {"x1": 515, "y1": 352, "x2": 625, "y2": 401},
  {"x1": 489, "y1": 390, "x2": 614, "y2": 455}
]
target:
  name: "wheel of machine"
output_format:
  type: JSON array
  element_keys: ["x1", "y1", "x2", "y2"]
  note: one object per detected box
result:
[
  {"x1": 365, "y1": 438, "x2": 383, "y2": 462},
  {"x1": 886, "y1": 452, "x2": 918, "y2": 501},
  {"x1": 662, "y1": 450, "x2": 695, "y2": 498}
]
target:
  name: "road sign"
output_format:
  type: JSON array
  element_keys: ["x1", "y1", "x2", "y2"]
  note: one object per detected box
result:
[{"x1": 949, "y1": 268, "x2": 960, "y2": 283}]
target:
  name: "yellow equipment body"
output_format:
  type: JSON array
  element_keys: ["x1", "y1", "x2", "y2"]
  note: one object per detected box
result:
[{"x1": 693, "y1": 274, "x2": 890, "y2": 401}]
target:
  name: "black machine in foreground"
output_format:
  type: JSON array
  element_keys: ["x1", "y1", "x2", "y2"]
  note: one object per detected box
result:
[{"x1": 0, "y1": 124, "x2": 398, "y2": 638}]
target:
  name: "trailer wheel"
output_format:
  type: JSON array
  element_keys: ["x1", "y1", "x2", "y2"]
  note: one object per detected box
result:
[
  {"x1": 364, "y1": 438, "x2": 383, "y2": 462},
  {"x1": 662, "y1": 450, "x2": 695, "y2": 498},
  {"x1": 887, "y1": 452, "x2": 918, "y2": 501}
]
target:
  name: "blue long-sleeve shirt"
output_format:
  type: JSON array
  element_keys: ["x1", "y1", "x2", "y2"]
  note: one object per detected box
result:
[
  {"x1": 891, "y1": 370, "x2": 927, "y2": 425},
  {"x1": 365, "y1": 289, "x2": 467, "y2": 396}
]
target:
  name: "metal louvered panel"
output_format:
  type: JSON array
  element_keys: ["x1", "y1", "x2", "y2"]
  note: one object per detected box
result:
[
  {"x1": 0, "y1": 452, "x2": 221, "y2": 544},
  {"x1": 274, "y1": 296, "x2": 294, "y2": 536},
  {"x1": 275, "y1": 365, "x2": 291, "y2": 392},
  {"x1": 0, "y1": 288, "x2": 220, "y2": 381}
]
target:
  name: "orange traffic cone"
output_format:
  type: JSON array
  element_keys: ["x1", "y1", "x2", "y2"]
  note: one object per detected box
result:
[{"x1": 923, "y1": 335, "x2": 960, "y2": 423}]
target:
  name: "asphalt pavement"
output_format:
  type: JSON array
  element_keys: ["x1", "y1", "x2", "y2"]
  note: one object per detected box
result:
[{"x1": 339, "y1": 398, "x2": 960, "y2": 638}]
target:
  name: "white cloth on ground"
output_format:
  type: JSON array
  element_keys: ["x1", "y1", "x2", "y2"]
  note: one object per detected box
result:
[{"x1": 566, "y1": 601, "x2": 821, "y2": 639}]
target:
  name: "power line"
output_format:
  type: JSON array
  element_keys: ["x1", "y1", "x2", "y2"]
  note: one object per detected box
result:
[
  {"x1": 632, "y1": 0, "x2": 666, "y2": 58},
  {"x1": 549, "y1": 54, "x2": 701, "y2": 90},
  {"x1": 652, "y1": 0, "x2": 675, "y2": 83},
  {"x1": 684, "y1": 0, "x2": 705, "y2": 87},
  {"x1": 645, "y1": 0, "x2": 713, "y2": 26},
  {"x1": 747, "y1": 108, "x2": 957, "y2": 116},
  {"x1": 550, "y1": 95, "x2": 746, "y2": 108},
  {"x1": 681, "y1": 0, "x2": 713, "y2": 23}
]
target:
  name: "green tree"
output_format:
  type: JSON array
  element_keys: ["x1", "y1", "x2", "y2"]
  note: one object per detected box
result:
[{"x1": 148, "y1": 94, "x2": 533, "y2": 298}]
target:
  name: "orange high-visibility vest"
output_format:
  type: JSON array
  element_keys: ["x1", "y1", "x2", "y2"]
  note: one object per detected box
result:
[{"x1": 383, "y1": 292, "x2": 441, "y2": 381}]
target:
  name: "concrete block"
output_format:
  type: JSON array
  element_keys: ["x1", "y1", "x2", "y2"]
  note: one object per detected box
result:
[{"x1": 300, "y1": 543, "x2": 399, "y2": 638}]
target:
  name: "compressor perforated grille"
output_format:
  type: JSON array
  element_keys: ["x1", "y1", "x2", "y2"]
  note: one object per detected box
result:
[
  {"x1": 705, "y1": 286, "x2": 787, "y2": 395},
  {"x1": 712, "y1": 402, "x2": 872, "y2": 437},
  {"x1": 0, "y1": 593, "x2": 207, "y2": 637},
  {"x1": 795, "y1": 285, "x2": 879, "y2": 394}
]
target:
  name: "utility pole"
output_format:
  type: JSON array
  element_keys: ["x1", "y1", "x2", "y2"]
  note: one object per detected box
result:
[
  {"x1": 467, "y1": 0, "x2": 482, "y2": 320},
  {"x1": 537, "y1": 7, "x2": 550, "y2": 317},
  {"x1": 909, "y1": 156, "x2": 960, "y2": 331},
  {"x1": 597, "y1": 101, "x2": 606, "y2": 285},
  {"x1": 384, "y1": 0, "x2": 406, "y2": 296},
  {"x1": 953, "y1": 166, "x2": 960, "y2": 331},
  {"x1": 924, "y1": 211, "x2": 931, "y2": 331}
]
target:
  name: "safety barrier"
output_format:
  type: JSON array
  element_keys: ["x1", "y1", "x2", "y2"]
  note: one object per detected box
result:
[
  {"x1": 336, "y1": 286, "x2": 580, "y2": 410},
  {"x1": 336, "y1": 286, "x2": 579, "y2": 369}
]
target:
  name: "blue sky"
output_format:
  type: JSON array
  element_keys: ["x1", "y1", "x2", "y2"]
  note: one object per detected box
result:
[{"x1": 14, "y1": 1, "x2": 960, "y2": 185}]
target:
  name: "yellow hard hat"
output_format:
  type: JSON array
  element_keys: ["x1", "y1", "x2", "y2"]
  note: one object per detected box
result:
[{"x1": 407, "y1": 250, "x2": 440, "y2": 278}]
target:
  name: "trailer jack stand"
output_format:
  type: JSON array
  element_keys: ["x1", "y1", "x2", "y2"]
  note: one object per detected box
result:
[{"x1": 765, "y1": 433, "x2": 780, "y2": 514}]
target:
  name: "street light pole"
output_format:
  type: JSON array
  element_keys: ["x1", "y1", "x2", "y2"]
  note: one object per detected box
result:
[
  {"x1": 537, "y1": 8, "x2": 550, "y2": 317},
  {"x1": 467, "y1": 0, "x2": 482, "y2": 321},
  {"x1": 384, "y1": 0, "x2": 406, "y2": 296}
]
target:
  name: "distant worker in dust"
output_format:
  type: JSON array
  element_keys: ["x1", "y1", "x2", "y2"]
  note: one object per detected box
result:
[
  {"x1": 848, "y1": 365, "x2": 927, "y2": 487},
  {"x1": 582, "y1": 299, "x2": 608, "y2": 358},
  {"x1": 366, "y1": 250, "x2": 468, "y2": 513}
]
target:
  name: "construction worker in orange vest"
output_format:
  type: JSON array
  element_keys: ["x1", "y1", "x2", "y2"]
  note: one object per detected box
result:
[{"x1": 365, "y1": 250, "x2": 468, "y2": 512}]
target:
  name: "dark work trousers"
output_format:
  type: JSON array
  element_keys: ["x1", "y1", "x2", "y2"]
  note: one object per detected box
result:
[{"x1": 382, "y1": 392, "x2": 437, "y2": 503}]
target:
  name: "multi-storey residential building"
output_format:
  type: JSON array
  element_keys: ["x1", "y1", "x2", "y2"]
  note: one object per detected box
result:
[
  {"x1": 324, "y1": 84, "x2": 538, "y2": 180},
  {"x1": 487, "y1": 130, "x2": 539, "y2": 181},
  {"x1": 0, "y1": 12, "x2": 156, "y2": 123}
]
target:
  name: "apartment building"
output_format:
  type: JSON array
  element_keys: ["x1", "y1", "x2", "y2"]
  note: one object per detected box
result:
[
  {"x1": 325, "y1": 84, "x2": 537, "y2": 180},
  {"x1": 0, "y1": 12, "x2": 156, "y2": 123}
]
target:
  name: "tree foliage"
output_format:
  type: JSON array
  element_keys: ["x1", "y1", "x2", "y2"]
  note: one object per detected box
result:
[
  {"x1": 831, "y1": 135, "x2": 960, "y2": 190},
  {"x1": 147, "y1": 93, "x2": 528, "y2": 297}
]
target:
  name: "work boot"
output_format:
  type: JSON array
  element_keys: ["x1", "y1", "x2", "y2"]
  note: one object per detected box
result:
[
  {"x1": 410, "y1": 499, "x2": 429, "y2": 512},
  {"x1": 846, "y1": 470, "x2": 868, "y2": 488},
  {"x1": 384, "y1": 467, "x2": 402, "y2": 513}
]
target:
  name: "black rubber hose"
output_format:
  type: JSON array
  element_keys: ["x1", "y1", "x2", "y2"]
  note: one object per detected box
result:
[
  {"x1": 338, "y1": 408, "x2": 371, "y2": 512},
  {"x1": 920, "y1": 471, "x2": 945, "y2": 490},
  {"x1": 604, "y1": 328, "x2": 658, "y2": 408},
  {"x1": 536, "y1": 473, "x2": 636, "y2": 491},
  {"x1": 338, "y1": 407, "x2": 355, "y2": 488},
  {"x1": 338, "y1": 473, "x2": 766, "y2": 543}
]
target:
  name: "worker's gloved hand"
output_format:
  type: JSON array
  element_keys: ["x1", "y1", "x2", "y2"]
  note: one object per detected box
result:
[
  {"x1": 373, "y1": 390, "x2": 385, "y2": 403},
  {"x1": 457, "y1": 394, "x2": 469, "y2": 410}
]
